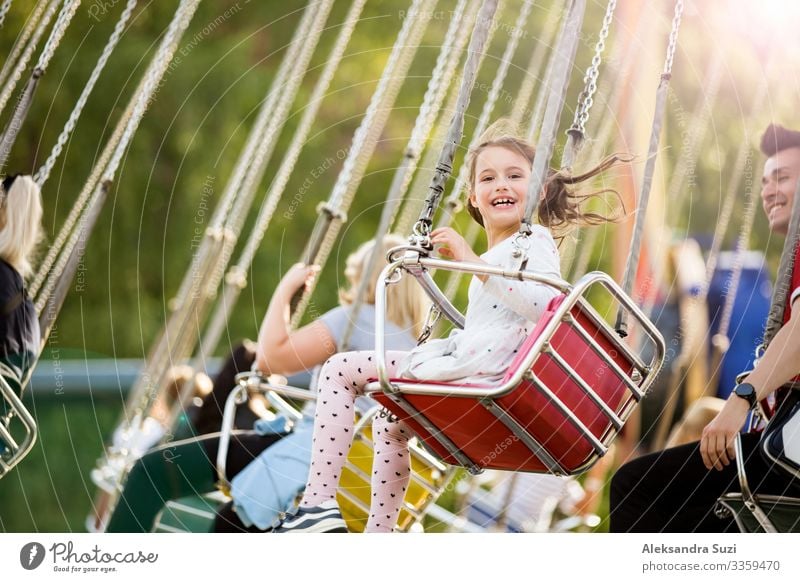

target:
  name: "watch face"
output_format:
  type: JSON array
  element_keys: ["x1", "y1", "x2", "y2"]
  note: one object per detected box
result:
[{"x1": 736, "y1": 383, "x2": 755, "y2": 397}]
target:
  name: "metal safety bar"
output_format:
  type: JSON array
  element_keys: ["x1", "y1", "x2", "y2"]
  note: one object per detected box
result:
[
  {"x1": 370, "y1": 251, "x2": 665, "y2": 474},
  {"x1": 0, "y1": 375, "x2": 38, "y2": 479}
]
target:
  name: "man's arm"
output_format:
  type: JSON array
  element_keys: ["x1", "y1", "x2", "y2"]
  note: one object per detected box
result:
[{"x1": 700, "y1": 296, "x2": 800, "y2": 470}]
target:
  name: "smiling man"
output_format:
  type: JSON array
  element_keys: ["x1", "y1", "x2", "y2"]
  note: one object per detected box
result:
[{"x1": 608, "y1": 124, "x2": 800, "y2": 532}]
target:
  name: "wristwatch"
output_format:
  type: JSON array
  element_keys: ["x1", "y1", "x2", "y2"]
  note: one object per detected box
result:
[{"x1": 733, "y1": 382, "x2": 757, "y2": 410}]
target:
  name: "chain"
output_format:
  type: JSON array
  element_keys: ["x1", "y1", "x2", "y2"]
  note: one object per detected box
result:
[
  {"x1": 570, "y1": 0, "x2": 616, "y2": 134},
  {"x1": 0, "y1": 0, "x2": 12, "y2": 28},
  {"x1": 35, "y1": 0, "x2": 201, "y2": 313},
  {"x1": 0, "y1": 0, "x2": 48, "y2": 89},
  {"x1": 35, "y1": 0, "x2": 138, "y2": 186},
  {"x1": 35, "y1": 0, "x2": 81, "y2": 71},
  {"x1": 662, "y1": 0, "x2": 684, "y2": 76},
  {"x1": 0, "y1": 0, "x2": 60, "y2": 117}
]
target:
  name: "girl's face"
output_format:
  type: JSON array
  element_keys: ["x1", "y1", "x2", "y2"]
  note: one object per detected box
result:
[{"x1": 470, "y1": 146, "x2": 531, "y2": 237}]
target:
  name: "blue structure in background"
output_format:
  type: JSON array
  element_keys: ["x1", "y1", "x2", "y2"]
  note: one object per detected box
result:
[{"x1": 707, "y1": 251, "x2": 772, "y2": 398}]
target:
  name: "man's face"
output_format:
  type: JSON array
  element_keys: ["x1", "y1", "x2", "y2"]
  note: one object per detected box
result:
[{"x1": 761, "y1": 146, "x2": 800, "y2": 235}]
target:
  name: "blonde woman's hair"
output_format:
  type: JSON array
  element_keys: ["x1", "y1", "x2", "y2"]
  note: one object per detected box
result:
[
  {"x1": 339, "y1": 234, "x2": 430, "y2": 338},
  {"x1": 0, "y1": 175, "x2": 43, "y2": 278}
]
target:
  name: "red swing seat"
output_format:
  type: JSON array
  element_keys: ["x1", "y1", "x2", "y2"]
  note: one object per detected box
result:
[{"x1": 366, "y1": 270, "x2": 665, "y2": 476}]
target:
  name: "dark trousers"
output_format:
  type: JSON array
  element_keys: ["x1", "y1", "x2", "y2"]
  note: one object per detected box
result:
[{"x1": 610, "y1": 433, "x2": 800, "y2": 532}]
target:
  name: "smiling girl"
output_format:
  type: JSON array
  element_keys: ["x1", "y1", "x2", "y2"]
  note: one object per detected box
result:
[{"x1": 275, "y1": 122, "x2": 624, "y2": 533}]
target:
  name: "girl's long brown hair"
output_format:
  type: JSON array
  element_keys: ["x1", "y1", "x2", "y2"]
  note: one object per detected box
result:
[{"x1": 466, "y1": 129, "x2": 627, "y2": 237}]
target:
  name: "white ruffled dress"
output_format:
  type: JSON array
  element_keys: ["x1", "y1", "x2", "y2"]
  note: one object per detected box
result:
[{"x1": 398, "y1": 226, "x2": 561, "y2": 384}]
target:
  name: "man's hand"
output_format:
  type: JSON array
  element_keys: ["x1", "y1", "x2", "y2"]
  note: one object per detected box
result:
[{"x1": 699, "y1": 396, "x2": 750, "y2": 470}]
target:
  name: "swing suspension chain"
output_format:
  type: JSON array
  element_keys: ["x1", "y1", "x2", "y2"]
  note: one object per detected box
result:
[
  {"x1": 663, "y1": 0, "x2": 683, "y2": 79},
  {"x1": 203, "y1": 0, "x2": 335, "y2": 300},
  {"x1": 637, "y1": 51, "x2": 725, "y2": 322},
  {"x1": 35, "y1": 0, "x2": 80, "y2": 72},
  {"x1": 170, "y1": 1, "x2": 321, "y2": 312},
  {"x1": 410, "y1": 0, "x2": 500, "y2": 249},
  {"x1": 130, "y1": 0, "x2": 325, "y2": 423},
  {"x1": 290, "y1": 0, "x2": 437, "y2": 328},
  {"x1": 763, "y1": 173, "x2": 800, "y2": 347},
  {"x1": 0, "y1": 0, "x2": 48, "y2": 89},
  {"x1": 35, "y1": 0, "x2": 139, "y2": 187},
  {"x1": 339, "y1": 0, "x2": 472, "y2": 350},
  {"x1": 0, "y1": 0, "x2": 59, "y2": 118},
  {"x1": 81, "y1": 0, "x2": 203, "y2": 430},
  {"x1": 405, "y1": 0, "x2": 471, "y2": 169},
  {"x1": 439, "y1": 0, "x2": 532, "y2": 226},
  {"x1": 199, "y1": 0, "x2": 369, "y2": 359},
  {"x1": 392, "y1": 0, "x2": 492, "y2": 236},
  {"x1": 716, "y1": 177, "x2": 759, "y2": 342},
  {"x1": 615, "y1": 0, "x2": 684, "y2": 334},
  {"x1": 0, "y1": 0, "x2": 11, "y2": 28},
  {"x1": 0, "y1": 0, "x2": 80, "y2": 171},
  {"x1": 526, "y1": 2, "x2": 568, "y2": 143},
  {"x1": 31, "y1": 79, "x2": 140, "y2": 301},
  {"x1": 520, "y1": 0, "x2": 587, "y2": 237},
  {"x1": 35, "y1": 0, "x2": 201, "y2": 317},
  {"x1": 667, "y1": 52, "x2": 724, "y2": 225},
  {"x1": 568, "y1": 0, "x2": 616, "y2": 139},
  {"x1": 568, "y1": 6, "x2": 649, "y2": 279}
]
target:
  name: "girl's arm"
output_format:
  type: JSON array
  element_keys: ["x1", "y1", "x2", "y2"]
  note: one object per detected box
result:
[
  {"x1": 255, "y1": 264, "x2": 338, "y2": 376},
  {"x1": 432, "y1": 226, "x2": 561, "y2": 322}
]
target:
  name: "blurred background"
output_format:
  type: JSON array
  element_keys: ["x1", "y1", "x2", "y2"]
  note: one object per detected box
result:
[{"x1": 1, "y1": 0, "x2": 799, "y2": 531}]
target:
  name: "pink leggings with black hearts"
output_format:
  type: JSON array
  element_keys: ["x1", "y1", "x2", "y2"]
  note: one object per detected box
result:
[{"x1": 299, "y1": 350, "x2": 412, "y2": 532}]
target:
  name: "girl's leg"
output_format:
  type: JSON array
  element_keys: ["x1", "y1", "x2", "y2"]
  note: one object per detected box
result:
[
  {"x1": 299, "y1": 351, "x2": 407, "y2": 507},
  {"x1": 366, "y1": 415, "x2": 412, "y2": 532}
]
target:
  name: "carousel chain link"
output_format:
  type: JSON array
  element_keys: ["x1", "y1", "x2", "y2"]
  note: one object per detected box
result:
[
  {"x1": 571, "y1": 0, "x2": 616, "y2": 134},
  {"x1": 716, "y1": 182, "x2": 758, "y2": 341},
  {"x1": 0, "y1": 0, "x2": 60, "y2": 117},
  {"x1": 171, "y1": 1, "x2": 319, "y2": 311},
  {"x1": 34, "y1": 0, "x2": 201, "y2": 313},
  {"x1": 98, "y1": 0, "x2": 203, "y2": 430},
  {"x1": 409, "y1": 0, "x2": 499, "y2": 241},
  {"x1": 35, "y1": 0, "x2": 81, "y2": 71},
  {"x1": 30, "y1": 83, "x2": 139, "y2": 299},
  {"x1": 203, "y1": 0, "x2": 335, "y2": 300},
  {"x1": 391, "y1": 0, "x2": 480, "y2": 235},
  {"x1": 615, "y1": 0, "x2": 685, "y2": 332},
  {"x1": 200, "y1": 0, "x2": 370, "y2": 359},
  {"x1": 340, "y1": 0, "x2": 470, "y2": 350},
  {"x1": 0, "y1": 0, "x2": 49, "y2": 90},
  {"x1": 704, "y1": 73, "x2": 770, "y2": 289},
  {"x1": 35, "y1": 0, "x2": 139, "y2": 186},
  {"x1": 441, "y1": 0, "x2": 531, "y2": 228},
  {"x1": 662, "y1": 0, "x2": 683, "y2": 76},
  {"x1": 521, "y1": 0, "x2": 586, "y2": 228},
  {"x1": 234, "y1": 0, "x2": 367, "y2": 274},
  {"x1": 0, "y1": 0, "x2": 11, "y2": 28},
  {"x1": 406, "y1": 0, "x2": 469, "y2": 160},
  {"x1": 291, "y1": 0, "x2": 436, "y2": 326}
]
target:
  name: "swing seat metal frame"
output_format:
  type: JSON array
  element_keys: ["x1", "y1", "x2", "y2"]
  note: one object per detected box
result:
[
  {"x1": 716, "y1": 427, "x2": 800, "y2": 533},
  {"x1": 0, "y1": 374, "x2": 38, "y2": 479},
  {"x1": 213, "y1": 370, "x2": 454, "y2": 533},
  {"x1": 365, "y1": 248, "x2": 666, "y2": 476}
]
